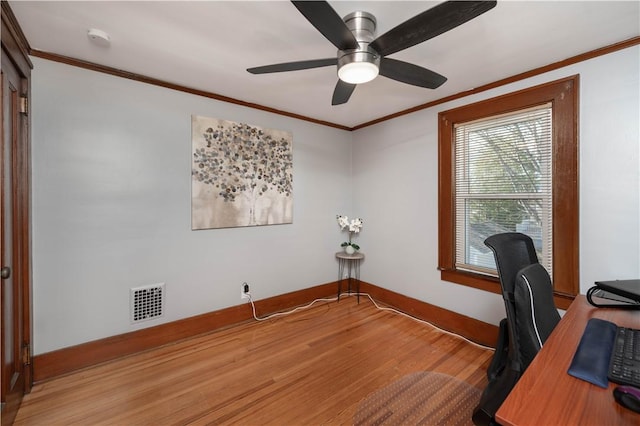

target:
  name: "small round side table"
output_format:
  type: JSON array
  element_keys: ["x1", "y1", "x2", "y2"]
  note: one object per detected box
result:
[{"x1": 335, "y1": 251, "x2": 365, "y2": 303}]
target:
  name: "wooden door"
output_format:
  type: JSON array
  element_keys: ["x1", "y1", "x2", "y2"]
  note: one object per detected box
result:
[
  {"x1": 1, "y1": 50, "x2": 28, "y2": 425},
  {"x1": 1, "y1": 4, "x2": 33, "y2": 424}
]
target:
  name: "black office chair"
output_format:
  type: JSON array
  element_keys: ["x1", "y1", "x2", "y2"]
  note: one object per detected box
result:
[{"x1": 472, "y1": 232, "x2": 560, "y2": 426}]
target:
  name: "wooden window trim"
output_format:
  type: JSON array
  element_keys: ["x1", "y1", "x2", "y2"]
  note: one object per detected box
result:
[{"x1": 438, "y1": 75, "x2": 579, "y2": 310}]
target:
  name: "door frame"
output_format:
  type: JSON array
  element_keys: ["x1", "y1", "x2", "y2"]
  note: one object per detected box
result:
[{"x1": 1, "y1": 1, "x2": 33, "y2": 421}]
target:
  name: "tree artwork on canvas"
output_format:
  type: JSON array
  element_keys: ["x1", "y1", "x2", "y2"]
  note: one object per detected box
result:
[{"x1": 191, "y1": 115, "x2": 293, "y2": 229}]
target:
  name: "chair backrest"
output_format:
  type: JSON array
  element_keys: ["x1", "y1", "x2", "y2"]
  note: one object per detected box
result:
[
  {"x1": 484, "y1": 232, "x2": 539, "y2": 296},
  {"x1": 514, "y1": 263, "x2": 561, "y2": 370},
  {"x1": 484, "y1": 232, "x2": 539, "y2": 371}
]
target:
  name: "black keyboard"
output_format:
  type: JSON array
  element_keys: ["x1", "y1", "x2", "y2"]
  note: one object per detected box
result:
[{"x1": 608, "y1": 326, "x2": 640, "y2": 387}]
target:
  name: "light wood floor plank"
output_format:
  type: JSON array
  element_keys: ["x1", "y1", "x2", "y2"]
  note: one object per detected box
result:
[{"x1": 15, "y1": 297, "x2": 493, "y2": 425}]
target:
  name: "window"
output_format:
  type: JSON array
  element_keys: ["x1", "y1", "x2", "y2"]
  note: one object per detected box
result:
[
  {"x1": 455, "y1": 105, "x2": 553, "y2": 275},
  {"x1": 438, "y1": 76, "x2": 579, "y2": 309}
]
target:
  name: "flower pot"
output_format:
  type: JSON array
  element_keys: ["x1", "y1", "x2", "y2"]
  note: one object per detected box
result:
[{"x1": 345, "y1": 245, "x2": 356, "y2": 255}]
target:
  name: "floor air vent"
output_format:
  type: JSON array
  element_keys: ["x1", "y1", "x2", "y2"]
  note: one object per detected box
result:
[{"x1": 131, "y1": 283, "x2": 165, "y2": 323}]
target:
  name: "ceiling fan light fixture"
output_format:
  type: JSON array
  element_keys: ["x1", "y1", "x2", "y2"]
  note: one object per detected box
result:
[
  {"x1": 338, "y1": 61, "x2": 379, "y2": 84},
  {"x1": 337, "y1": 47, "x2": 380, "y2": 84},
  {"x1": 337, "y1": 11, "x2": 379, "y2": 84}
]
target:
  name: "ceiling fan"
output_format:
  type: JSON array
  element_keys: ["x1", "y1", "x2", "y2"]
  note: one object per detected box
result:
[{"x1": 247, "y1": 1, "x2": 497, "y2": 105}]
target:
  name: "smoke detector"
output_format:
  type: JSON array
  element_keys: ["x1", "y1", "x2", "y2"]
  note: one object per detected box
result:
[{"x1": 87, "y1": 28, "x2": 111, "y2": 47}]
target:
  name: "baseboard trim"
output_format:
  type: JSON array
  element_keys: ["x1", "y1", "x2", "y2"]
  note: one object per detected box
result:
[
  {"x1": 358, "y1": 281, "x2": 499, "y2": 347},
  {"x1": 33, "y1": 281, "x2": 498, "y2": 382}
]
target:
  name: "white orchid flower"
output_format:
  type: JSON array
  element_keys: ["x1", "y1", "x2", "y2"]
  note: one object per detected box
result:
[
  {"x1": 349, "y1": 218, "x2": 363, "y2": 233},
  {"x1": 337, "y1": 214, "x2": 363, "y2": 250},
  {"x1": 336, "y1": 215, "x2": 350, "y2": 230}
]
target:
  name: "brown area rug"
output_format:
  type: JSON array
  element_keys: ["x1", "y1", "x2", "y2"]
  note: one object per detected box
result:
[{"x1": 353, "y1": 372, "x2": 481, "y2": 426}]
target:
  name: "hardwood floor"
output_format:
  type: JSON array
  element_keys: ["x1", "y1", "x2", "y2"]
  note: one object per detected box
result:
[{"x1": 14, "y1": 296, "x2": 493, "y2": 425}]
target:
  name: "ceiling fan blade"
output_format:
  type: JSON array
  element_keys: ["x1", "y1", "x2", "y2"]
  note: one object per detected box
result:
[
  {"x1": 247, "y1": 58, "x2": 337, "y2": 74},
  {"x1": 332, "y1": 80, "x2": 356, "y2": 105},
  {"x1": 370, "y1": 1, "x2": 497, "y2": 57},
  {"x1": 291, "y1": 1, "x2": 359, "y2": 50},
  {"x1": 379, "y1": 58, "x2": 447, "y2": 89}
]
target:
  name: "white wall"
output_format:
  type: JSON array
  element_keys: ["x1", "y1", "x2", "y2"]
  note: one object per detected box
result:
[
  {"x1": 31, "y1": 58, "x2": 353, "y2": 354},
  {"x1": 32, "y1": 46, "x2": 640, "y2": 355},
  {"x1": 352, "y1": 46, "x2": 640, "y2": 325}
]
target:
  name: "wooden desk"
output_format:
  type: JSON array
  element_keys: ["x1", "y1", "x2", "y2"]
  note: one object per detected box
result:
[{"x1": 496, "y1": 295, "x2": 640, "y2": 425}]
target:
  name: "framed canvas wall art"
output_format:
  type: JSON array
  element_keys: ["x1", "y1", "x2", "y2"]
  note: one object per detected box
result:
[{"x1": 191, "y1": 116, "x2": 293, "y2": 229}]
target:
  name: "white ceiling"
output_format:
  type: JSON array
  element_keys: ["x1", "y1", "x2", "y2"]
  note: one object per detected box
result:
[{"x1": 9, "y1": 1, "x2": 640, "y2": 128}]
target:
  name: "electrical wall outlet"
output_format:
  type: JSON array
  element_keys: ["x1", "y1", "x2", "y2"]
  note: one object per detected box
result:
[{"x1": 241, "y1": 282, "x2": 250, "y2": 299}]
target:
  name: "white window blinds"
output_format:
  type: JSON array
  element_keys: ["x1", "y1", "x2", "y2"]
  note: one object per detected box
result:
[{"x1": 454, "y1": 103, "x2": 553, "y2": 277}]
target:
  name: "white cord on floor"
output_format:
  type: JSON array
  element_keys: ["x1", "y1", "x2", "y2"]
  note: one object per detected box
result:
[
  {"x1": 246, "y1": 292, "x2": 495, "y2": 351},
  {"x1": 247, "y1": 293, "x2": 339, "y2": 322}
]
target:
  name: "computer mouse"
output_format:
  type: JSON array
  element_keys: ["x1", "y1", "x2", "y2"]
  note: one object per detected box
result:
[{"x1": 613, "y1": 385, "x2": 640, "y2": 413}]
